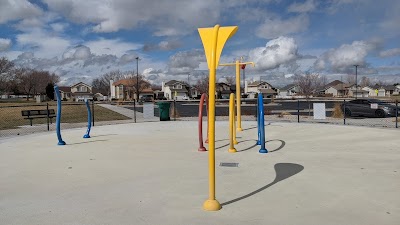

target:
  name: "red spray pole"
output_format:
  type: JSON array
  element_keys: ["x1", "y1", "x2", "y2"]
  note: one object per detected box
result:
[{"x1": 198, "y1": 93, "x2": 208, "y2": 151}]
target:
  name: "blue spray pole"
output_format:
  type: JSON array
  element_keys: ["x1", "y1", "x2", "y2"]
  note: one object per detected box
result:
[
  {"x1": 83, "y1": 99, "x2": 92, "y2": 138},
  {"x1": 54, "y1": 86, "x2": 66, "y2": 145},
  {"x1": 256, "y1": 95, "x2": 261, "y2": 145},
  {"x1": 258, "y1": 94, "x2": 268, "y2": 153}
]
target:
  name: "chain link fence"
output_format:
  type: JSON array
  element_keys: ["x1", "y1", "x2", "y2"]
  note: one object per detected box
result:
[{"x1": 1, "y1": 98, "x2": 398, "y2": 138}]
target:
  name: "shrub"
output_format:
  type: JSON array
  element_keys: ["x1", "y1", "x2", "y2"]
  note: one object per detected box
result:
[
  {"x1": 332, "y1": 102, "x2": 343, "y2": 118},
  {"x1": 278, "y1": 111, "x2": 291, "y2": 118}
]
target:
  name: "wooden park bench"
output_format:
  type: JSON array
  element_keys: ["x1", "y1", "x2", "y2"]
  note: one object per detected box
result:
[{"x1": 21, "y1": 109, "x2": 56, "y2": 126}]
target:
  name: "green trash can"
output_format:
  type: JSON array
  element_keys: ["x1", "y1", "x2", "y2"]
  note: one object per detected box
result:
[{"x1": 157, "y1": 102, "x2": 171, "y2": 121}]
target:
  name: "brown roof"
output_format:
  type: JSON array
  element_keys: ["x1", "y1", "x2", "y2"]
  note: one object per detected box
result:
[
  {"x1": 325, "y1": 80, "x2": 344, "y2": 88},
  {"x1": 58, "y1": 86, "x2": 71, "y2": 92},
  {"x1": 141, "y1": 88, "x2": 154, "y2": 93},
  {"x1": 113, "y1": 79, "x2": 136, "y2": 86},
  {"x1": 259, "y1": 89, "x2": 277, "y2": 94}
]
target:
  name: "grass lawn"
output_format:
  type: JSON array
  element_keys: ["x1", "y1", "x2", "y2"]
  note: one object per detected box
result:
[{"x1": 0, "y1": 102, "x2": 130, "y2": 130}]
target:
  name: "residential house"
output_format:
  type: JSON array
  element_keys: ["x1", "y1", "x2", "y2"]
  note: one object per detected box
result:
[
  {"x1": 245, "y1": 81, "x2": 277, "y2": 98},
  {"x1": 161, "y1": 80, "x2": 190, "y2": 100},
  {"x1": 321, "y1": 80, "x2": 347, "y2": 97},
  {"x1": 348, "y1": 84, "x2": 369, "y2": 98},
  {"x1": 381, "y1": 85, "x2": 396, "y2": 97},
  {"x1": 190, "y1": 86, "x2": 201, "y2": 99},
  {"x1": 324, "y1": 84, "x2": 349, "y2": 97},
  {"x1": 216, "y1": 82, "x2": 232, "y2": 99},
  {"x1": 110, "y1": 79, "x2": 152, "y2": 100},
  {"x1": 362, "y1": 85, "x2": 377, "y2": 97},
  {"x1": 71, "y1": 82, "x2": 93, "y2": 101},
  {"x1": 58, "y1": 86, "x2": 72, "y2": 100},
  {"x1": 278, "y1": 84, "x2": 299, "y2": 97}
]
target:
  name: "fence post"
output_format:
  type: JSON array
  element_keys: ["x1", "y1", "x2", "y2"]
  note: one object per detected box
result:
[
  {"x1": 133, "y1": 100, "x2": 137, "y2": 123},
  {"x1": 173, "y1": 100, "x2": 176, "y2": 121},
  {"x1": 297, "y1": 100, "x2": 300, "y2": 123},
  {"x1": 396, "y1": 100, "x2": 399, "y2": 128},
  {"x1": 343, "y1": 99, "x2": 346, "y2": 125},
  {"x1": 91, "y1": 100, "x2": 95, "y2": 126},
  {"x1": 46, "y1": 102, "x2": 50, "y2": 131}
]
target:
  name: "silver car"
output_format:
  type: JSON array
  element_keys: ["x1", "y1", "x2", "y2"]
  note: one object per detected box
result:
[{"x1": 342, "y1": 99, "x2": 399, "y2": 118}]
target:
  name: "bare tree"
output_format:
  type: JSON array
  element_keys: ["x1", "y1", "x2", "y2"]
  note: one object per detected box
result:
[
  {"x1": 195, "y1": 75, "x2": 209, "y2": 95},
  {"x1": 123, "y1": 70, "x2": 151, "y2": 99},
  {"x1": 15, "y1": 69, "x2": 59, "y2": 100},
  {"x1": 0, "y1": 57, "x2": 15, "y2": 94},
  {"x1": 92, "y1": 70, "x2": 126, "y2": 96},
  {"x1": 294, "y1": 73, "x2": 325, "y2": 115},
  {"x1": 0, "y1": 57, "x2": 14, "y2": 74},
  {"x1": 346, "y1": 74, "x2": 356, "y2": 85},
  {"x1": 359, "y1": 76, "x2": 370, "y2": 87},
  {"x1": 294, "y1": 73, "x2": 323, "y2": 98},
  {"x1": 224, "y1": 76, "x2": 235, "y2": 85},
  {"x1": 15, "y1": 68, "x2": 35, "y2": 100}
]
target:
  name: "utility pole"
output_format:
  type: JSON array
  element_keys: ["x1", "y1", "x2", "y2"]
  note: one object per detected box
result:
[
  {"x1": 136, "y1": 57, "x2": 140, "y2": 101},
  {"x1": 354, "y1": 65, "x2": 359, "y2": 99}
]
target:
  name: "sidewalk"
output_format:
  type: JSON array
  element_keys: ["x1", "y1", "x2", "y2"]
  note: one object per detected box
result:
[{"x1": 98, "y1": 104, "x2": 159, "y2": 122}]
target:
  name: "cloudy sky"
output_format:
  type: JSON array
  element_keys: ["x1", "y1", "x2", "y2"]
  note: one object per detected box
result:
[{"x1": 0, "y1": 0, "x2": 399, "y2": 86}]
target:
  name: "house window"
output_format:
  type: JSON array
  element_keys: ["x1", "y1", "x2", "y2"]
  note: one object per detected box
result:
[
  {"x1": 175, "y1": 84, "x2": 182, "y2": 89},
  {"x1": 80, "y1": 86, "x2": 87, "y2": 92}
]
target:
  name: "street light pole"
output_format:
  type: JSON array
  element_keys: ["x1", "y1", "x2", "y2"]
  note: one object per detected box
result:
[
  {"x1": 354, "y1": 65, "x2": 359, "y2": 99},
  {"x1": 136, "y1": 57, "x2": 140, "y2": 101}
]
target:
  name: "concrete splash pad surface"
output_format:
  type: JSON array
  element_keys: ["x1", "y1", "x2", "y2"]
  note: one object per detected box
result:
[{"x1": 0, "y1": 121, "x2": 399, "y2": 225}]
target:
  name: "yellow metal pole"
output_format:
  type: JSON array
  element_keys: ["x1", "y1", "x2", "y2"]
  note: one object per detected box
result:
[
  {"x1": 198, "y1": 24, "x2": 238, "y2": 212},
  {"x1": 204, "y1": 24, "x2": 220, "y2": 211},
  {"x1": 235, "y1": 60, "x2": 242, "y2": 131},
  {"x1": 233, "y1": 103, "x2": 238, "y2": 145},
  {"x1": 219, "y1": 61, "x2": 254, "y2": 132},
  {"x1": 228, "y1": 93, "x2": 237, "y2": 153}
]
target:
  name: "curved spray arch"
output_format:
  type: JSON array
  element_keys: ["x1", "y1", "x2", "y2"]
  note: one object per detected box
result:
[
  {"x1": 198, "y1": 93, "x2": 208, "y2": 151},
  {"x1": 83, "y1": 99, "x2": 92, "y2": 138},
  {"x1": 54, "y1": 86, "x2": 66, "y2": 145}
]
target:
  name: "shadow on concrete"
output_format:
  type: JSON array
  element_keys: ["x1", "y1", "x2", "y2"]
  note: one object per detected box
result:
[
  {"x1": 237, "y1": 139, "x2": 258, "y2": 152},
  {"x1": 67, "y1": 139, "x2": 108, "y2": 145},
  {"x1": 215, "y1": 138, "x2": 231, "y2": 143},
  {"x1": 221, "y1": 163, "x2": 304, "y2": 207},
  {"x1": 266, "y1": 139, "x2": 286, "y2": 152},
  {"x1": 241, "y1": 123, "x2": 271, "y2": 131},
  {"x1": 90, "y1": 134, "x2": 117, "y2": 138},
  {"x1": 215, "y1": 142, "x2": 230, "y2": 150},
  {"x1": 242, "y1": 126, "x2": 257, "y2": 131},
  {"x1": 235, "y1": 139, "x2": 286, "y2": 153}
]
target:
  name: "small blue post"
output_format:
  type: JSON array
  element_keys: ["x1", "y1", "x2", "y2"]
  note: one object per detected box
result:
[
  {"x1": 54, "y1": 86, "x2": 66, "y2": 145},
  {"x1": 258, "y1": 94, "x2": 268, "y2": 153},
  {"x1": 83, "y1": 99, "x2": 92, "y2": 138},
  {"x1": 256, "y1": 96, "x2": 261, "y2": 145}
]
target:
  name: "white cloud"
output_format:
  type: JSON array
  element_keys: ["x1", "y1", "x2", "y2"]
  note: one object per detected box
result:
[
  {"x1": 143, "y1": 40, "x2": 181, "y2": 52},
  {"x1": 50, "y1": 23, "x2": 69, "y2": 33},
  {"x1": 380, "y1": 48, "x2": 400, "y2": 58},
  {"x1": 43, "y1": 0, "x2": 221, "y2": 36},
  {"x1": 16, "y1": 28, "x2": 71, "y2": 58},
  {"x1": 85, "y1": 38, "x2": 142, "y2": 57},
  {"x1": 0, "y1": 38, "x2": 12, "y2": 52},
  {"x1": 0, "y1": 0, "x2": 42, "y2": 24},
  {"x1": 288, "y1": 0, "x2": 317, "y2": 13},
  {"x1": 256, "y1": 15, "x2": 309, "y2": 39},
  {"x1": 62, "y1": 45, "x2": 91, "y2": 60},
  {"x1": 249, "y1": 36, "x2": 298, "y2": 71},
  {"x1": 167, "y1": 49, "x2": 206, "y2": 74},
  {"x1": 314, "y1": 40, "x2": 379, "y2": 72}
]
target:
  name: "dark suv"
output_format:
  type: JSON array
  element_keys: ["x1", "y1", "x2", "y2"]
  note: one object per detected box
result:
[
  {"x1": 139, "y1": 96, "x2": 153, "y2": 103},
  {"x1": 342, "y1": 99, "x2": 399, "y2": 118}
]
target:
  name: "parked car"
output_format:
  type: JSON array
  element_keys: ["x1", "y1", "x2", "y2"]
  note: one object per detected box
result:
[
  {"x1": 139, "y1": 95, "x2": 153, "y2": 103},
  {"x1": 341, "y1": 99, "x2": 399, "y2": 118}
]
